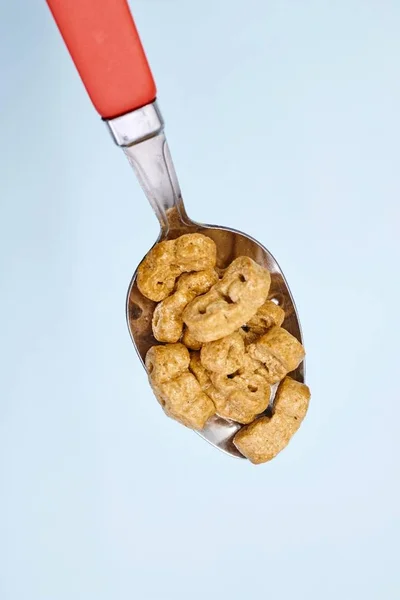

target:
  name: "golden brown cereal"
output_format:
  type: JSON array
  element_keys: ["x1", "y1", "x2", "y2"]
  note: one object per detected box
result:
[
  {"x1": 200, "y1": 332, "x2": 245, "y2": 375},
  {"x1": 152, "y1": 269, "x2": 218, "y2": 343},
  {"x1": 191, "y1": 347, "x2": 272, "y2": 424},
  {"x1": 174, "y1": 234, "x2": 217, "y2": 271},
  {"x1": 145, "y1": 343, "x2": 189, "y2": 384},
  {"x1": 137, "y1": 234, "x2": 217, "y2": 302},
  {"x1": 233, "y1": 377, "x2": 310, "y2": 463},
  {"x1": 183, "y1": 257, "x2": 271, "y2": 343},
  {"x1": 210, "y1": 370, "x2": 271, "y2": 424},
  {"x1": 189, "y1": 351, "x2": 212, "y2": 390},
  {"x1": 239, "y1": 354, "x2": 268, "y2": 377},
  {"x1": 182, "y1": 327, "x2": 202, "y2": 351},
  {"x1": 139, "y1": 233, "x2": 309, "y2": 456},
  {"x1": 273, "y1": 376, "x2": 310, "y2": 419},
  {"x1": 157, "y1": 373, "x2": 216, "y2": 430},
  {"x1": 137, "y1": 240, "x2": 179, "y2": 303},
  {"x1": 189, "y1": 352, "x2": 228, "y2": 406},
  {"x1": 240, "y1": 300, "x2": 285, "y2": 345},
  {"x1": 146, "y1": 343, "x2": 215, "y2": 429},
  {"x1": 247, "y1": 326, "x2": 305, "y2": 383}
]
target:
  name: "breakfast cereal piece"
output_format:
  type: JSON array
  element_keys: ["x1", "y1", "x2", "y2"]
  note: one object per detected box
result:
[
  {"x1": 146, "y1": 343, "x2": 189, "y2": 385},
  {"x1": 233, "y1": 377, "x2": 310, "y2": 463},
  {"x1": 146, "y1": 343, "x2": 215, "y2": 429},
  {"x1": 210, "y1": 369, "x2": 271, "y2": 424},
  {"x1": 189, "y1": 351, "x2": 212, "y2": 390},
  {"x1": 191, "y1": 345, "x2": 271, "y2": 424},
  {"x1": 189, "y1": 352, "x2": 226, "y2": 405},
  {"x1": 183, "y1": 257, "x2": 271, "y2": 343},
  {"x1": 152, "y1": 269, "x2": 218, "y2": 343},
  {"x1": 200, "y1": 332, "x2": 245, "y2": 375},
  {"x1": 182, "y1": 327, "x2": 202, "y2": 351},
  {"x1": 247, "y1": 326, "x2": 305, "y2": 384},
  {"x1": 240, "y1": 300, "x2": 285, "y2": 345},
  {"x1": 137, "y1": 233, "x2": 217, "y2": 302}
]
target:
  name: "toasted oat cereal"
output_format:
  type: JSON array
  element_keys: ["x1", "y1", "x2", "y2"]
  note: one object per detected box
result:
[
  {"x1": 183, "y1": 257, "x2": 271, "y2": 343},
  {"x1": 233, "y1": 377, "x2": 310, "y2": 463},
  {"x1": 247, "y1": 326, "x2": 305, "y2": 383},
  {"x1": 146, "y1": 343, "x2": 215, "y2": 429},
  {"x1": 137, "y1": 233, "x2": 217, "y2": 302}
]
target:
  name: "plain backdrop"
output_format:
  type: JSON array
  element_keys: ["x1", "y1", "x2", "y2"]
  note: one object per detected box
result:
[{"x1": 1, "y1": 1, "x2": 399, "y2": 599}]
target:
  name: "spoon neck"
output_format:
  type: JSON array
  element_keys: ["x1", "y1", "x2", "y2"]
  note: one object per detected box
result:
[{"x1": 106, "y1": 101, "x2": 189, "y2": 234}]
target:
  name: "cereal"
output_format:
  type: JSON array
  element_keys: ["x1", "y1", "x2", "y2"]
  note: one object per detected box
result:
[
  {"x1": 139, "y1": 233, "x2": 308, "y2": 461},
  {"x1": 174, "y1": 233, "x2": 217, "y2": 271},
  {"x1": 210, "y1": 370, "x2": 271, "y2": 424},
  {"x1": 190, "y1": 350, "x2": 267, "y2": 423},
  {"x1": 233, "y1": 377, "x2": 310, "y2": 463},
  {"x1": 157, "y1": 373, "x2": 216, "y2": 430},
  {"x1": 247, "y1": 326, "x2": 305, "y2": 383},
  {"x1": 182, "y1": 327, "x2": 202, "y2": 351},
  {"x1": 240, "y1": 300, "x2": 285, "y2": 345},
  {"x1": 146, "y1": 343, "x2": 215, "y2": 429},
  {"x1": 152, "y1": 269, "x2": 218, "y2": 343},
  {"x1": 146, "y1": 343, "x2": 189, "y2": 384},
  {"x1": 137, "y1": 233, "x2": 217, "y2": 302},
  {"x1": 183, "y1": 256, "x2": 271, "y2": 343},
  {"x1": 189, "y1": 351, "x2": 227, "y2": 406},
  {"x1": 200, "y1": 332, "x2": 245, "y2": 375},
  {"x1": 189, "y1": 351, "x2": 212, "y2": 391}
]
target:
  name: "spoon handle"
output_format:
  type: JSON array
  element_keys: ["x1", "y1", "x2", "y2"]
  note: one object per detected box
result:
[
  {"x1": 46, "y1": 0, "x2": 156, "y2": 119},
  {"x1": 46, "y1": 0, "x2": 187, "y2": 232}
]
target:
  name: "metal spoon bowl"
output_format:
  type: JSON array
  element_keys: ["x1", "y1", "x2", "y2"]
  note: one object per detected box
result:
[{"x1": 109, "y1": 103, "x2": 305, "y2": 459}]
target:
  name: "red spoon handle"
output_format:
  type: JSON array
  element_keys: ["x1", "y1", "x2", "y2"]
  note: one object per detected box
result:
[{"x1": 46, "y1": 0, "x2": 157, "y2": 119}]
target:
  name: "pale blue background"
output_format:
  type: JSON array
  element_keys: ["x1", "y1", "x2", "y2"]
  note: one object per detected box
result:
[{"x1": 0, "y1": 1, "x2": 399, "y2": 599}]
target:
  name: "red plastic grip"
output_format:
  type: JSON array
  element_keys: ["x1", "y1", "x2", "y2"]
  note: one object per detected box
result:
[{"x1": 46, "y1": 0, "x2": 156, "y2": 119}]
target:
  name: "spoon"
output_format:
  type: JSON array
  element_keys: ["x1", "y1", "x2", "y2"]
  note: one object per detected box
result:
[{"x1": 47, "y1": 0, "x2": 305, "y2": 459}]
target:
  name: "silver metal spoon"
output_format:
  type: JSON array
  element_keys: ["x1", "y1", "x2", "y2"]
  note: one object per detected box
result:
[
  {"x1": 107, "y1": 102, "x2": 305, "y2": 459},
  {"x1": 46, "y1": 0, "x2": 305, "y2": 459}
]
